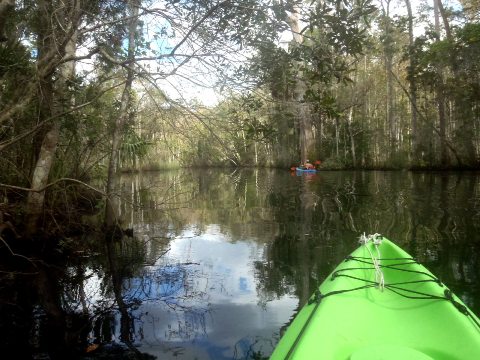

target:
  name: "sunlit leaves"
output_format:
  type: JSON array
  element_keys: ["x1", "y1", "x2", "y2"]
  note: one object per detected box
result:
[{"x1": 120, "y1": 130, "x2": 151, "y2": 167}]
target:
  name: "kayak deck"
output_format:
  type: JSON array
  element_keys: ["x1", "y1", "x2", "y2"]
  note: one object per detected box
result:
[{"x1": 270, "y1": 236, "x2": 480, "y2": 360}]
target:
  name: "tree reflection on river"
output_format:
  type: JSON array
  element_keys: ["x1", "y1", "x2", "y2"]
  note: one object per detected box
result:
[
  {"x1": 1, "y1": 169, "x2": 479, "y2": 359},
  {"x1": 112, "y1": 169, "x2": 480, "y2": 359}
]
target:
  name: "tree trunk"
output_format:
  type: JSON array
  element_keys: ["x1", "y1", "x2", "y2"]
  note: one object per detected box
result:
[
  {"x1": 25, "y1": 0, "x2": 80, "y2": 235},
  {"x1": 0, "y1": 0, "x2": 14, "y2": 42},
  {"x1": 335, "y1": 117, "x2": 340, "y2": 158},
  {"x1": 433, "y1": 0, "x2": 449, "y2": 166},
  {"x1": 104, "y1": 0, "x2": 140, "y2": 228},
  {"x1": 347, "y1": 107, "x2": 357, "y2": 168},
  {"x1": 25, "y1": 124, "x2": 60, "y2": 233},
  {"x1": 381, "y1": 0, "x2": 397, "y2": 161},
  {"x1": 437, "y1": 0, "x2": 476, "y2": 165},
  {"x1": 404, "y1": 0, "x2": 419, "y2": 163},
  {"x1": 285, "y1": 5, "x2": 314, "y2": 164}
]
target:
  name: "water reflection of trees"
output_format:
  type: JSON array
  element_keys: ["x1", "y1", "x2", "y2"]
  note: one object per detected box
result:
[
  {"x1": 98, "y1": 232, "x2": 217, "y2": 356},
  {"x1": 0, "y1": 238, "x2": 134, "y2": 358},
  {"x1": 117, "y1": 169, "x2": 479, "y2": 317},
  {"x1": 0, "y1": 224, "x2": 211, "y2": 359},
  {"x1": 255, "y1": 171, "x2": 480, "y2": 315},
  {"x1": 98, "y1": 169, "x2": 480, "y2": 358}
]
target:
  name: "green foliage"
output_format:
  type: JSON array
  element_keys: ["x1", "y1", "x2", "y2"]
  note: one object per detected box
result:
[
  {"x1": 245, "y1": 42, "x2": 294, "y2": 99},
  {"x1": 320, "y1": 156, "x2": 347, "y2": 170},
  {"x1": 234, "y1": 94, "x2": 277, "y2": 143},
  {"x1": 120, "y1": 131, "x2": 151, "y2": 168},
  {"x1": 454, "y1": 23, "x2": 480, "y2": 89},
  {"x1": 0, "y1": 42, "x2": 32, "y2": 79},
  {"x1": 457, "y1": 23, "x2": 480, "y2": 45},
  {"x1": 311, "y1": 0, "x2": 376, "y2": 55},
  {"x1": 306, "y1": 90, "x2": 341, "y2": 119},
  {"x1": 404, "y1": 21, "x2": 479, "y2": 166}
]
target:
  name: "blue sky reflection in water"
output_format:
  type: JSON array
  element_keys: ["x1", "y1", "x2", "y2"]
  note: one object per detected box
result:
[{"x1": 115, "y1": 225, "x2": 296, "y2": 359}]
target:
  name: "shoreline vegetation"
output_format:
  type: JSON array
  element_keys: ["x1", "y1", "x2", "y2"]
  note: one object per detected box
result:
[
  {"x1": 2, "y1": 164, "x2": 478, "y2": 247},
  {"x1": 122, "y1": 164, "x2": 480, "y2": 173},
  {"x1": 1, "y1": 165, "x2": 477, "y2": 245}
]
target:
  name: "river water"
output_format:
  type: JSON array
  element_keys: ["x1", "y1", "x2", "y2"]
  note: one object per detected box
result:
[
  {"x1": 2, "y1": 169, "x2": 480, "y2": 359},
  {"x1": 111, "y1": 169, "x2": 480, "y2": 359}
]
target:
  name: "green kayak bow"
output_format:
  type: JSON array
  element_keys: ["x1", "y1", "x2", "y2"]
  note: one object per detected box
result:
[{"x1": 270, "y1": 235, "x2": 480, "y2": 360}]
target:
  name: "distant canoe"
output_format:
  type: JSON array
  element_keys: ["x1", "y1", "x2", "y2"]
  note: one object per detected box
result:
[{"x1": 295, "y1": 167, "x2": 317, "y2": 173}]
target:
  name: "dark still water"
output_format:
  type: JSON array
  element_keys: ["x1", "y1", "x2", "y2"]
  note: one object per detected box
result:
[
  {"x1": 2, "y1": 169, "x2": 480, "y2": 359},
  {"x1": 114, "y1": 169, "x2": 480, "y2": 359}
]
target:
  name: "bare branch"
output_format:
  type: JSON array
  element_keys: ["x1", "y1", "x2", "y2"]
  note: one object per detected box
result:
[
  {"x1": 0, "y1": 81, "x2": 127, "y2": 152},
  {"x1": 58, "y1": 46, "x2": 100, "y2": 65},
  {"x1": 169, "y1": 0, "x2": 230, "y2": 56},
  {"x1": 0, "y1": 235, "x2": 37, "y2": 266},
  {"x1": 0, "y1": 178, "x2": 106, "y2": 196}
]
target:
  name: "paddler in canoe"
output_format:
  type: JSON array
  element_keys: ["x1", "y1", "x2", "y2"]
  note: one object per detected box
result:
[{"x1": 291, "y1": 159, "x2": 321, "y2": 172}]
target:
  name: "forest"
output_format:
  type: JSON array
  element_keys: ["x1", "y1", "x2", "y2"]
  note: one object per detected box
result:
[
  {"x1": 0, "y1": 1, "x2": 479, "y2": 359},
  {"x1": 0, "y1": 0, "x2": 479, "y2": 234}
]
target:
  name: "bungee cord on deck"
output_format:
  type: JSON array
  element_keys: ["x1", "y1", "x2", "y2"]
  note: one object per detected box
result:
[{"x1": 282, "y1": 233, "x2": 480, "y2": 360}]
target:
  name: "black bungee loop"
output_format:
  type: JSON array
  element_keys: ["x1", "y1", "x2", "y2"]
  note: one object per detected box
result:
[
  {"x1": 283, "y1": 291, "x2": 323, "y2": 360},
  {"x1": 281, "y1": 252, "x2": 480, "y2": 359}
]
